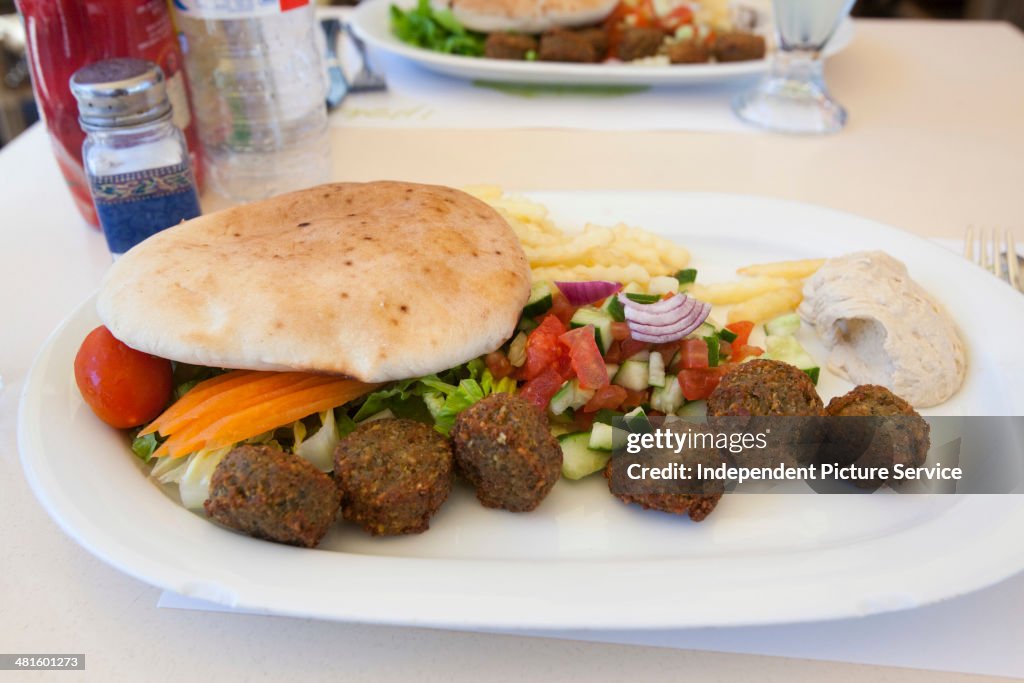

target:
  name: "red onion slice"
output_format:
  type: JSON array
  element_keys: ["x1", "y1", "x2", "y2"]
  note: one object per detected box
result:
[
  {"x1": 625, "y1": 300, "x2": 712, "y2": 343},
  {"x1": 555, "y1": 280, "x2": 622, "y2": 306},
  {"x1": 619, "y1": 292, "x2": 689, "y2": 314},
  {"x1": 623, "y1": 296, "x2": 695, "y2": 325}
]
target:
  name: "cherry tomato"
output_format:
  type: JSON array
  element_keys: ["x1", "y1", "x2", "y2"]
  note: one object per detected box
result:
[
  {"x1": 559, "y1": 326, "x2": 609, "y2": 390},
  {"x1": 74, "y1": 325, "x2": 173, "y2": 428}
]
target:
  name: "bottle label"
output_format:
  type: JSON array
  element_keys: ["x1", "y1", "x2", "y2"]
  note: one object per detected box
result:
[
  {"x1": 171, "y1": 0, "x2": 310, "y2": 19},
  {"x1": 91, "y1": 162, "x2": 202, "y2": 255}
]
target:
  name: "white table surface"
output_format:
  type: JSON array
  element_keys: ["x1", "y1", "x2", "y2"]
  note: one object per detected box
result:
[{"x1": 3, "y1": 17, "x2": 1024, "y2": 682}]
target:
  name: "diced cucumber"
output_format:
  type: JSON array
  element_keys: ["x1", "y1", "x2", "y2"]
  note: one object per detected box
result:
[
  {"x1": 507, "y1": 331, "x2": 528, "y2": 367},
  {"x1": 549, "y1": 381, "x2": 575, "y2": 416},
  {"x1": 703, "y1": 336, "x2": 720, "y2": 367},
  {"x1": 648, "y1": 351, "x2": 666, "y2": 387},
  {"x1": 589, "y1": 422, "x2": 615, "y2": 451},
  {"x1": 648, "y1": 275, "x2": 681, "y2": 296},
  {"x1": 604, "y1": 363, "x2": 620, "y2": 378},
  {"x1": 626, "y1": 349, "x2": 650, "y2": 361},
  {"x1": 613, "y1": 360, "x2": 649, "y2": 391},
  {"x1": 601, "y1": 294, "x2": 626, "y2": 322},
  {"x1": 687, "y1": 321, "x2": 716, "y2": 340},
  {"x1": 674, "y1": 268, "x2": 697, "y2": 285},
  {"x1": 764, "y1": 335, "x2": 820, "y2": 385},
  {"x1": 623, "y1": 406, "x2": 652, "y2": 433},
  {"x1": 570, "y1": 307, "x2": 614, "y2": 353},
  {"x1": 549, "y1": 379, "x2": 596, "y2": 415},
  {"x1": 717, "y1": 327, "x2": 738, "y2": 343},
  {"x1": 593, "y1": 408, "x2": 624, "y2": 425},
  {"x1": 625, "y1": 292, "x2": 661, "y2": 304},
  {"x1": 517, "y1": 316, "x2": 538, "y2": 333},
  {"x1": 559, "y1": 431, "x2": 612, "y2": 480},
  {"x1": 523, "y1": 281, "x2": 554, "y2": 317},
  {"x1": 765, "y1": 312, "x2": 802, "y2": 337},
  {"x1": 650, "y1": 376, "x2": 683, "y2": 414},
  {"x1": 676, "y1": 400, "x2": 707, "y2": 419}
]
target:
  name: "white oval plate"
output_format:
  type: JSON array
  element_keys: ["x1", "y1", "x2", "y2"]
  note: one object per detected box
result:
[
  {"x1": 350, "y1": 0, "x2": 854, "y2": 86},
  {"x1": 18, "y1": 193, "x2": 1024, "y2": 630}
]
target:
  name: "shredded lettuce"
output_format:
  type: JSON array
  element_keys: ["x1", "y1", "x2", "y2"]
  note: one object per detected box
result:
[
  {"x1": 354, "y1": 357, "x2": 516, "y2": 435},
  {"x1": 296, "y1": 410, "x2": 339, "y2": 472},
  {"x1": 390, "y1": 0, "x2": 486, "y2": 56}
]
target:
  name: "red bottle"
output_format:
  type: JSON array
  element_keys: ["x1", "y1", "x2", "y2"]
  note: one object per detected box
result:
[{"x1": 15, "y1": 0, "x2": 203, "y2": 228}]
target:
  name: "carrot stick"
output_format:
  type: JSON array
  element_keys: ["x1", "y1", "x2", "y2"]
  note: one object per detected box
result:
[
  {"x1": 155, "y1": 378, "x2": 379, "y2": 459},
  {"x1": 140, "y1": 370, "x2": 259, "y2": 436},
  {"x1": 154, "y1": 374, "x2": 340, "y2": 458},
  {"x1": 150, "y1": 371, "x2": 323, "y2": 437}
]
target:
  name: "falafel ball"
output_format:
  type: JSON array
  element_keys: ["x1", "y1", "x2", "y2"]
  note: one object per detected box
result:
[
  {"x1": 822, "y1": 385, "x2": 931, "y2": 486},
  {"x1": 450, "y1": 393, "x2": 562, "y2": 512},
  {"x1": 538, "y1": 29, "x2": 600, "y2": 63},
  {"x1": 204, "y1": 444, "x2": 341, "y2": 548},
  {"x1": 484, "y1": 32, "x2": 538, "y2": 60},
  {"x1": 604, "y1": 424, "x2": 724, "y2": 522},
  {"x1": 707, "y1": 359, "x2": 825, "y2": 468},
  {"x1": 616, "y1": 26, "x2": 665, "y2": 62},
  {"x1": 667, "y1": 39, "x2": 710, "y2": 64},
  {"x1": 707, "y1": 359, "x2": 824, "y2": 417},
  {"x1": 713, "y1": 32, "x2": 766, "y2": 62},
  {"x1": 334, "y1": 419, "x2": 453, "y2": 536}
]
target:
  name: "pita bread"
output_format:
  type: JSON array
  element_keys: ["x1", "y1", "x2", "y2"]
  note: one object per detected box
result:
[
  {"x1": 97, "y1": 181, "x2": 531, "y2": 382},
  {"x1": 451, "y1": 0, "x2": 618, "y2": 33}
]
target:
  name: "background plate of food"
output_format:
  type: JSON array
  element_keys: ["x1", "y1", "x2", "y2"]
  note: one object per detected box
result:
[
  {"x1": 18, "y1": 184, "x2": 1024, "y2": 630},
  {"x1": 350, "y1": 0, "x2": 854, "y2": 86}
]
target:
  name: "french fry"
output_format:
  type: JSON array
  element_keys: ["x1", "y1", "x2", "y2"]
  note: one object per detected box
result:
[
  {"x1": 726, "y1": 287, "x2": 803, "y2": 324},
  {"x1": 737, "y1": 258, "x2": 826, "y2": 279},
  {"x1": 525, "y1": 227, "x2": 615, "y2": 266},
  {"x1": 688, "y1": 277, "x2": 795, "y2": 305},
  {"x1": 532, "y1": 263, "x2": 652, "y2": 285}
]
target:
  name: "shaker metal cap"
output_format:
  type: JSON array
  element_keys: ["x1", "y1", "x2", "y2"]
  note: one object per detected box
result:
[{"x1": 70, "y1": 58, "x2": 171, "y2": 128}]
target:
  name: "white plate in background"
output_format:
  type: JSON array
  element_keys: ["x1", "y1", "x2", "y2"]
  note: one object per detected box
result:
[{"x1": 350, "y1": 0, "x2": 854, "y2": 86}]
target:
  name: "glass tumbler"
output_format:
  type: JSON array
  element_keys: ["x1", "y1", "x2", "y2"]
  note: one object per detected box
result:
[{"x1": 732, "y1": 0, "x2": 855, "y2": 134}]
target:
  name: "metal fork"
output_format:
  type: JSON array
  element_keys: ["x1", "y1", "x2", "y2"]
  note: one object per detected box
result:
[{"x1": 964, "y1": 227, "x2": 1021, "y2": 291}]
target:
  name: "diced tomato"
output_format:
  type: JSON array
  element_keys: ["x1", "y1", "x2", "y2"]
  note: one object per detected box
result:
[
  {"x1": 620, "y1": 387, "x2": 648, "y2": 409},
  {"x1": 725, "y1": 320, "x2": 755, "y2": 347},
  {"x1": 680, "y1": 338, "x2": 709, "y2": 369},
  {"x1": 610, "y1": 322, "x2": 631, "y2": 341},
  {"x1": 571, "y1": 410, "x2": 596, "y2": 432},
  {"x1": 619, "y1": 338, "x2": 650, "y2": 360},
  {"x1": 730, "y1": 344, "x2": 765, "y2": 363},
  {"x1": 549, "y1": 289, "x2": 576, "y2": 326},
  {"x1": 583, "y1": 384, "x2": 628, "y2": 413},
  {"x1": 518, "y1": 314, "x2": 569, "y2": 381},
  {"x1": 485, "y1": 350, "x2": 514, "y2": 380},
  {"x1": 678, "y1": 367, "x2": 726, "y2": 401},
  {"x1": 719, "y1": 339, "x2": 733, "y2": 360},
  {"x1": 518, "y1": 367, "x2": 565, "y2": 412},
  {"x1": 660, "y1": 4, "x2": 693, "y2": 31},
  {"x1": 559, "y1": 326, "x2": 609, "y2": 390}
]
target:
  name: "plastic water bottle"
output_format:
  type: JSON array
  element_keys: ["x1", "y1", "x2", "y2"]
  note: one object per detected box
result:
[{"x1": 171, "y1": 0, "x2": 331, "y2": 202}]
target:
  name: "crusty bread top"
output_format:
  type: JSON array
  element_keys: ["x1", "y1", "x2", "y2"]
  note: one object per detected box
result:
[
  {"x1": 97, "y1": 181, "x2": 531, "y2": 382},
  {"x1": 451, "y1": 0, "x2": 618, "y2": 33}
]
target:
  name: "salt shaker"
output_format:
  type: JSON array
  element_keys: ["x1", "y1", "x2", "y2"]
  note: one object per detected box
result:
[{"x1": 70, "y1": 58, "x2": 201, "y2": 257}]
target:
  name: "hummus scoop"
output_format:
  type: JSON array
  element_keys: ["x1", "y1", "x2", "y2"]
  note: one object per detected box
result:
[{"x1": 799, "y1": 251, "x2": 966, "y2": 408}]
